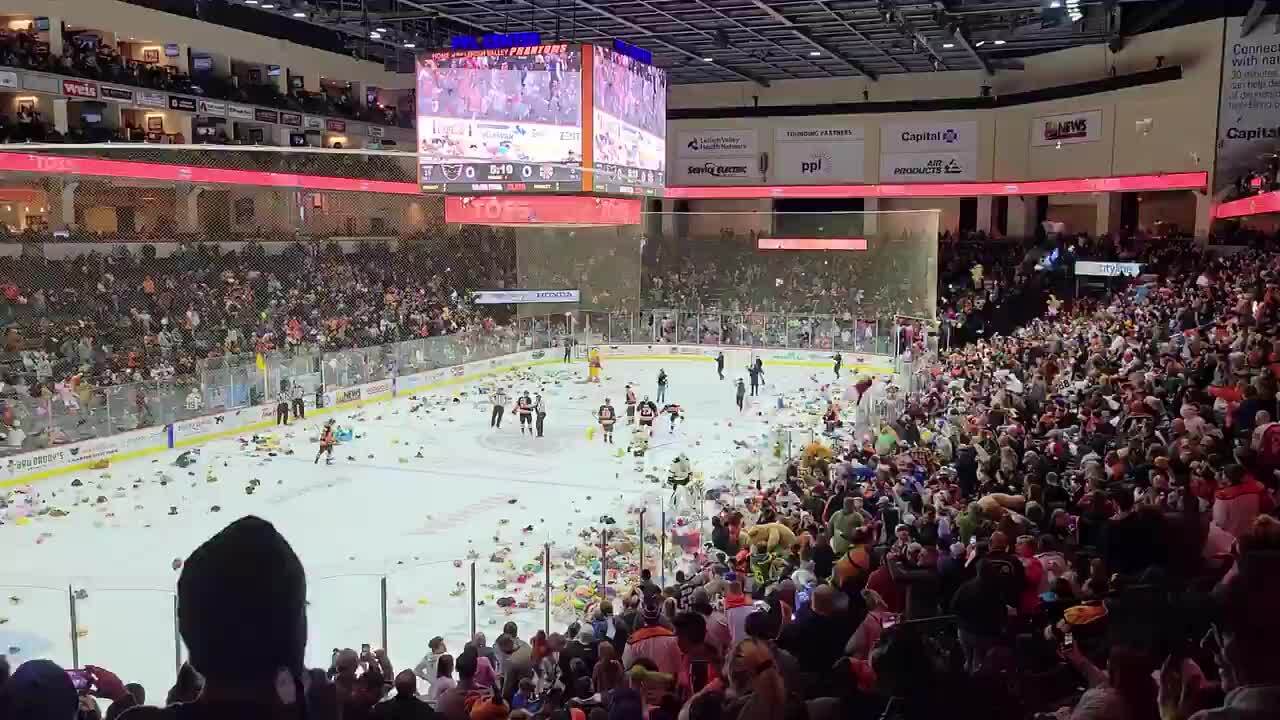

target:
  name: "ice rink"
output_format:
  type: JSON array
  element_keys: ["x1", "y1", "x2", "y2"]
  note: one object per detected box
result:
[{"x1": 1, "y1": 353, "x2": 892, "y2": 696}]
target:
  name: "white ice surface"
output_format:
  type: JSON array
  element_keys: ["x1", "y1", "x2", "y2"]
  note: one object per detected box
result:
[{"x1": 1, "y1": 359, "x2": 845, "y2": 697}]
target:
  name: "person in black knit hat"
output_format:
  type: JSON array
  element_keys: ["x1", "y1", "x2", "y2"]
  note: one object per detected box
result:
[{"x1": 120, "y1": 515, "x2": 311, "y2": 720}]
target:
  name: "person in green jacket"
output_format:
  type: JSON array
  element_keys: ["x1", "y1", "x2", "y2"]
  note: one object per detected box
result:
[
  {"x1": 954, "y1": 502, "x2": 988, "y2": 545},
  {"x1": 828, "y1": 496, "x2": 864, "y2": 555}
]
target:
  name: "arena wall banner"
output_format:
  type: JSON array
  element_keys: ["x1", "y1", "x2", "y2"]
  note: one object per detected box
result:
[
  {"x1": 1031, "y1": 110, "x2": 1102, "y2": 147},
  {"x1": 880, "y1": 121, "x2": 978, "y2": 154},
  {"x1": 1215, "y1": 14, "x2": 1280, "y2": 194},
  {"x1": 1074, "y1": 261, "x2": 1143, "y2": 277},
  {"x1": 472, "y1": 289, "x2": 581, "y2": 304},
  {"x1": 0, "y1": 426, "x2": 168, "y2": 487},
  {"x1": 773, "y1": 126, "x2": 865, "y2": 184},
  {"x1": 676, "y1": 129, "x2": 758, "y2": 157},
  {"x1": 879, "y1": 151, "x2": 978, "y2": 182}
]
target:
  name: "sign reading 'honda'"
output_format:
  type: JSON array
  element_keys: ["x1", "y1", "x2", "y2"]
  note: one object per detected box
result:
[{"x1": 472, "y1": 289, "x2": 581, "y2": 304}]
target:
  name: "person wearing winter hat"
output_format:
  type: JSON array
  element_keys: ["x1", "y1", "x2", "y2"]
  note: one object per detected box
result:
[
  {"x1": 119, "y1": 515, "x2": 309, "y2": 719},
  {"x1": 621, "y1": 598, "x2": 682, "y2": 677},
  {"x1": 0, "y1": 658, "x2": 79, "y2": 720}
]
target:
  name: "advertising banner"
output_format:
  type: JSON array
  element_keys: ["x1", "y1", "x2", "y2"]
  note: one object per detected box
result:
[
  {"x1": 880, "y1": 151, "x2": 978, "y2": 182},
  {"x1": 304, "y1": 116, "x2": 324, "y2": 130},
  {"x1": 22, "y1": 73, "x2": 61, "y2": 94},
  {"x1": 472, "y1": 289, "x2": 581, "y2": 304},
  {"x1": 676, "y1": 129, "x2": 758, "y2": 157},
  {"x1": 168, "y1": 95, "x2": 197, "y2": 112},
  {"x1": 137, "y1": 91, "x2": 166, "y2": 108},
  {"x1": 325, "y1": 119, "x2": 347, "y2": 132},
  {"x1": 280, "y1": 111, "x2": 303, "y2": 127},
  {"x1": 62, "y1": 78, "x2": 98, "y2": 99},
  {"x1": 1074, "y1": 261, "x2": 1143, "y2": 277},
  {"x1": 673, "y1": 157, "x2": 757, "y2": 185},
  {"x1": 0, "y1": 70, "x2": 17, "y2": 89},
  {"x1": 227, "y1": 103, "x2": 253, "y2": 120},
  {"x1": 100, "y1": 85, "x2": 134, "y2": 102},
  {"x1": 254, "y1": 108, "x2": 280, "y2": 124},
  {"x1": 196, "y1": 99, "x2": 226, "y2": 116},
  {"x1": 880, "y1": 121, "x2": 978, "y2": 153},
  {"x1": 1215, "y1": 14, "x2": 1280, "y2": 193},
  {"x1": 774, "y1": 125, "x2": 864, "y2": 183},
  {"x1": 1031, "y1": 110, "x2": 1102, "y2": 146}
]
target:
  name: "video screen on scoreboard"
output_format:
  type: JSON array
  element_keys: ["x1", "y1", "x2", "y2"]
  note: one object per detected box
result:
[
  {"x1": 416, "y1": 45, "x2": 583, "y2": 193},
  {"x1": 591, "y1": 45, "x2": 666, "y2": 196}
]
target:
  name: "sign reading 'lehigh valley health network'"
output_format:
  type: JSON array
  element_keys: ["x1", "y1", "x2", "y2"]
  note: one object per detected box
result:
[
  {"x1": 472, "y1": 289, "x2": 581, "y2": 304},
  {"x1": 676, "y1": 130, "x2": 758, "y2": 157}
]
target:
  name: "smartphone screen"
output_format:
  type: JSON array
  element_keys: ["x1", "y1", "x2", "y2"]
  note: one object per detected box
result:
[
  {"x1": 66, "y1": 669, "x2": 91, "y2": 691},
  {"x1": 1061, "y1": 632, "x2": 1074, "y2": 649}
]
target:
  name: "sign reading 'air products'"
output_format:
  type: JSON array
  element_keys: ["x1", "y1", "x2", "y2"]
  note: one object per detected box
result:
[{"x1": 472, "y1": 289, "x2": 582, "y2": 304}]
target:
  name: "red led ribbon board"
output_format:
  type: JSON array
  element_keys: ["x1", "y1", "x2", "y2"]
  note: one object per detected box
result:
[
  {"x1": 757, "y1": 237, "x2": 868, "y2": 251},
  {"x1": 444, "y1": 194, "x2": 642, "y2": 226}
]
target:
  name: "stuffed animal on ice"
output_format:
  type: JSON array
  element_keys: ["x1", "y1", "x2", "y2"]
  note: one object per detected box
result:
[
  {"x1": 746, "y1": 522, "x2": 798, "y2": 555},
  {"x1": 587, "y1": 348, "x2": 602, "y2": 383},
  {"x1": 667, "y1": 454, "x2": 693, "y2": 502},
  {"x1": 335, "y1": 425, "x2": 354, "y2": 442}
]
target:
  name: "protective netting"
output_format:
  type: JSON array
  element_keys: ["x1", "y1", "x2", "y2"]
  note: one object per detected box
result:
[{"x1": 0, "y1": 145, "x2": 936, "y2": 453}]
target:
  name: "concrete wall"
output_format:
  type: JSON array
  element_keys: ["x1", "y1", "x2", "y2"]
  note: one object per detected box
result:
[{"x1": 669, "y1": 20, "x2": 1225, "y2": 186}]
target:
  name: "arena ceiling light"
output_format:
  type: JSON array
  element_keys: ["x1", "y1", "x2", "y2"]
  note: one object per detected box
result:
[
  {"x1": 292, "y1": 11, "x2": 306, "y2": 17},
  {"x1": 808, "y1": 50, "x2": 821, "y2": 57}
]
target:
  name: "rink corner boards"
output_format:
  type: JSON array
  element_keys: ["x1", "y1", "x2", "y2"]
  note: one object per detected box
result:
[{"x1": 0, "y1": 345, "x2": 893, "y2": 489}]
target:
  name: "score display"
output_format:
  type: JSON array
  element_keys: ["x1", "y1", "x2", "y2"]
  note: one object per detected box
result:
[{"x1": 416, "y1": 43, "x2": 666, "y2": 195}]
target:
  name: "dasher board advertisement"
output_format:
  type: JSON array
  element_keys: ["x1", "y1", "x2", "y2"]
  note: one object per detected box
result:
[
  {"x1": 417, "y1": 45, "x2": 583, "y2": 193},
  {"x1": 473, "y1": 289, "x2": 581, "y2": 304}
]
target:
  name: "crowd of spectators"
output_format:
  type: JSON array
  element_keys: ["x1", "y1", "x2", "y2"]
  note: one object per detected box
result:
[
  {"x1": 0, "y1": 238, "x2": 518, "y2": 448},
  {"x1": 0, "y1": 26, "x2": 406, "y2": 128},
  {"x1": 4, "y1": 233, "x2": 1280, "y2": 720}
]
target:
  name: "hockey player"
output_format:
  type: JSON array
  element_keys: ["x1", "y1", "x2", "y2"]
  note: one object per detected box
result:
[
  {"x1": 736, "y1": 379, "x2": 747, "y2": 412},
  {"x1": 661, "y1": 401, "x2": 683, "y2": 434},
  {"x1": 833, "y1": 352, "x2": 843, "y2": 379},
  {"x1": 716, "y1": 351, "x2": 725, "y2": 380},
  {"x1": 667, "y1": 453, "x2": 693, "y2": 503},
  {"x1": 516, "y1": 391, "x2": 534, "y2": 435},
  {"x1": 597, "y1": 398, "x2": 618, "y2": 443},
  {"x1": 637, "y1": 396, "x2": 658, "y2": 431},
  {"x1": 656, "y1": 369, "x2": 669, "y2": 403},
  {"x1": 624, "y1": 384, "x2": 637, "y2": 425},
  {"x1": 314, "y1": 419, "x2": 336, "y2": 465}
]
